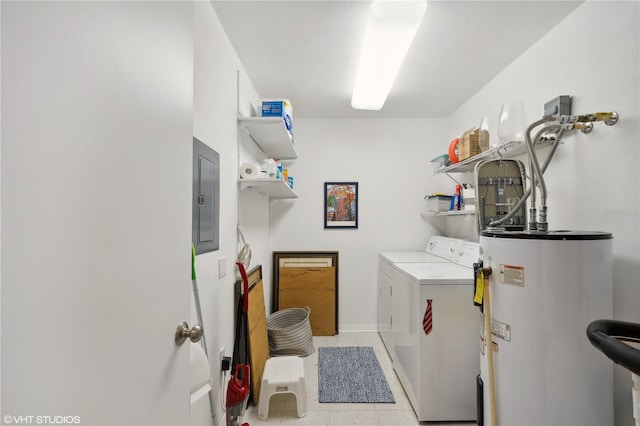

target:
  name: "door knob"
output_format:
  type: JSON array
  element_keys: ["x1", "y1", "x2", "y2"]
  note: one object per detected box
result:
[{"x1": 175, "y1": 321, "x2": 203, "y2": 345}]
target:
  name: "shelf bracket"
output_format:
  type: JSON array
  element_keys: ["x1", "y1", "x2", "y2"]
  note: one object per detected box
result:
[{"x1": 444, "y1": 173, "x2": 462, "y2": 186}]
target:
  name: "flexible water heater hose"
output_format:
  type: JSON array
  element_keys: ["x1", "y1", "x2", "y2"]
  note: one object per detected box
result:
[{"x1": 489, "y1": 125, "x2": 564, "y2": 228}]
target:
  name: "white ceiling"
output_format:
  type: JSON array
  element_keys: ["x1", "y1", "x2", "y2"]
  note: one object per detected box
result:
[{"x1": 211, "y1": 0, "x2": 583, "y2": 118}]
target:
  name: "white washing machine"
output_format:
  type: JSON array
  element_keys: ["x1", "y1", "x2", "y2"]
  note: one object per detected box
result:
[
  {"x1": 378, "y1": 236, "x2": 464, "y2": 359},
  {"x1": 392, "y1": 242, "x2": 479, "y2": 422}
]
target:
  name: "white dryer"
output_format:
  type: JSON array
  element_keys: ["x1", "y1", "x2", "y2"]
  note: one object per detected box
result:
[
  {"x1": 378, "y1": 236, "x2": 464, "y2": 358},
  {"x1": 392, "y1": 242, "x2": 479, "y2": 422}
]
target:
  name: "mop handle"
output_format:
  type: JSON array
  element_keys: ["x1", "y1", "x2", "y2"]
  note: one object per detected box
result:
[
  {"x1": 236, "y1": 262, "x2": 249, "y2": 312},
  {"x1": 484, "y1": 268, "x2": 498, "y2": 426}
]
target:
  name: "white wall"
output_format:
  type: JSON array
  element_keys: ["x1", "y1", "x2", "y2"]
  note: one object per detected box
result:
[
  {"x1": 269, "y1": 118, "x2": 448, "y2": 330},
  {"x1": 266, "y1": 2, "x2": 639, "y2": 423},
  {"x1": 192, "y1": 2, "x2": 270, "y2": 425},
  {"x1": 192, "y1": 2, "x2": 279, "y2": 425},
  {"x1": 445, "y1": 2, "x2": 640, "y2": 423}
]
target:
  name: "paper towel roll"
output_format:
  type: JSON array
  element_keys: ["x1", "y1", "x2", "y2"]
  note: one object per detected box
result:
[{"x1": 240, "y1": 162, "x2": 260, "y2": 179}]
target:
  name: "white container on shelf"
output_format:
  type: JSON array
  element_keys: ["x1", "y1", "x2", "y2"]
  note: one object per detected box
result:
[
  {"x1": 462, "y1": 187, "x2": 475, "y2": 210},
  {"x1": 430, "y1": 154, "x2": 450, "y2": 173},
  {"x1": 424, "y1": 195, "x2": 452, "y2": 213},
  {"x1": 260, "y1": 158, "x2": 279, "y2": 179}
]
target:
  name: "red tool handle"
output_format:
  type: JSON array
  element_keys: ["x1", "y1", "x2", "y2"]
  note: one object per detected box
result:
[
  {"x1": 235, "y1": 364, "x2": 250, "y2": 387},
  {"x1": 225, "y1": 364, "x2": 251, "y2": 408}
]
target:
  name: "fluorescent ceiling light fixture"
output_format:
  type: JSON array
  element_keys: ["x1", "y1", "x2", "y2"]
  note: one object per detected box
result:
[{"x1": 351, "y1": 0, "x2": 427, "y2": 111}]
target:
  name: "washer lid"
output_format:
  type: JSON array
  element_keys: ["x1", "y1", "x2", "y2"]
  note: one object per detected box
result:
[
  {"x1": 394, "y1": 262, "x2": 473, "y2": 285},
  {"x1": 379, "y1": 252, "x2": 445, "y2": 263}
]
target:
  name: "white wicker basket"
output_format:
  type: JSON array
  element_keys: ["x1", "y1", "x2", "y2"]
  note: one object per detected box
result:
[{"x1": 267, "y1": 307, "x2": 315, "y2": 357}]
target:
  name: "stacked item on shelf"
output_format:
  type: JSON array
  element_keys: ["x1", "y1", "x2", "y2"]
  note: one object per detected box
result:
[
  {"x1": 424, "y1": 184, "x2": 474, "y2": 214},
  {"x1": 237, "y1": 102, "x2": 298, "y2": 200},
  {"x1": 430, "y1": 127, "x2": 482, "y2": 173},
  {"x1": 457, "y1": 128, "x2": 481, "y2": 161},
  {"x1": 239, "y1": 158, "x2": 293, "y2": 189},
  {"x1": 430, "y1": 154, "x2": 451, "y2": 173},
  {"x1": 424, "y1": 193, "x2": 452, "y2": 214},
  {"x1": 260, "y1": 99, "x2": 293, "y2": 142}
]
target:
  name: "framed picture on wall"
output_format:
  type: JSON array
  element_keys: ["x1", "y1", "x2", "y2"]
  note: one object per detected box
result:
[{"x1": 324, "y1": 182, "x2": 358, "y2": 229}]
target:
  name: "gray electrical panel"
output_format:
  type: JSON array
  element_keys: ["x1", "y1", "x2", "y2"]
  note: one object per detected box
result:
[{"x1": 192, "y1": 137, "x2": 220, "y2": 255}]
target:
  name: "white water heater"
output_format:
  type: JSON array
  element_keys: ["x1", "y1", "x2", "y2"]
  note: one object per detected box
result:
[{"x1": 478, "y1": 230, "x2": 613, "y2": 426}]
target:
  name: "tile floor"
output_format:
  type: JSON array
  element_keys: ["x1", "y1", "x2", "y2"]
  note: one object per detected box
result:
[{"x1": 243, "y1": 332, "x2": 475, "y2": 426}]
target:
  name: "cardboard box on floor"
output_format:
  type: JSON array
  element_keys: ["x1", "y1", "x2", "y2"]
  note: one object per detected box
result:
[{"x1": 246, "y1": 265, "x2": 269, "y2": 406}]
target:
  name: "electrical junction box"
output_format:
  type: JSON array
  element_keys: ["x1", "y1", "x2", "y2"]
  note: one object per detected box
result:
[
  {"x1": 192, "y1": 137, "x2": 220, "y2": 255},
  {"x1": 544, "y1": 95, "x2": 571, "y2": 117}
]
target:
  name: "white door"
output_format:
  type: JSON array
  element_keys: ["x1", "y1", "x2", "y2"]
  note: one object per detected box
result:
[{"x1": 1, "y1": 2, "x2": 196, "y2": 425}]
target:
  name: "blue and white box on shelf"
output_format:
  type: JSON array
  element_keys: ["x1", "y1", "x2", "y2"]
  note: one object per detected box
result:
[{"x1": 261, "y1": 99, "x2": 293, "y2": 138}]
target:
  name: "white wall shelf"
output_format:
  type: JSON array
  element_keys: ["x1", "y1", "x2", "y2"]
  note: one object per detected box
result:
[
  {"x1": 421, "y1": 210, "x2": 477, "y2": 238},
  {"x1": 238, "y1": 116, "x2": 297, "y2": 160},
  {"x1": 434, "y1": 139, "x2": 557, "y2": 174},
  {"x1": 238, "y1": 178, "x2": 297, "y2": 200},
  {"x1": 421, "y1": 210, "x2": 475, "y2": 218}
]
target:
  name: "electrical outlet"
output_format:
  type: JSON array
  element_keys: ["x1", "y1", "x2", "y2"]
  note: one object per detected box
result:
[
  {"x1": 219, "y1": 346, "x2": 225, "y2": 367},
  {"x1": 220, "y1": 346, "x2": 232, "y2": 372}
]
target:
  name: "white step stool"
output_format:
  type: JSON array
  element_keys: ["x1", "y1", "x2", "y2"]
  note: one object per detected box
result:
[{"x1": 258, "y1": 355, "x2": 307, "y2": 420}]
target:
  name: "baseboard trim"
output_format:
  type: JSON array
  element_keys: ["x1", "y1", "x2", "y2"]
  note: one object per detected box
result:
[{"x1": 338, "y1": 324, "x2": 378, "y2": 333}]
